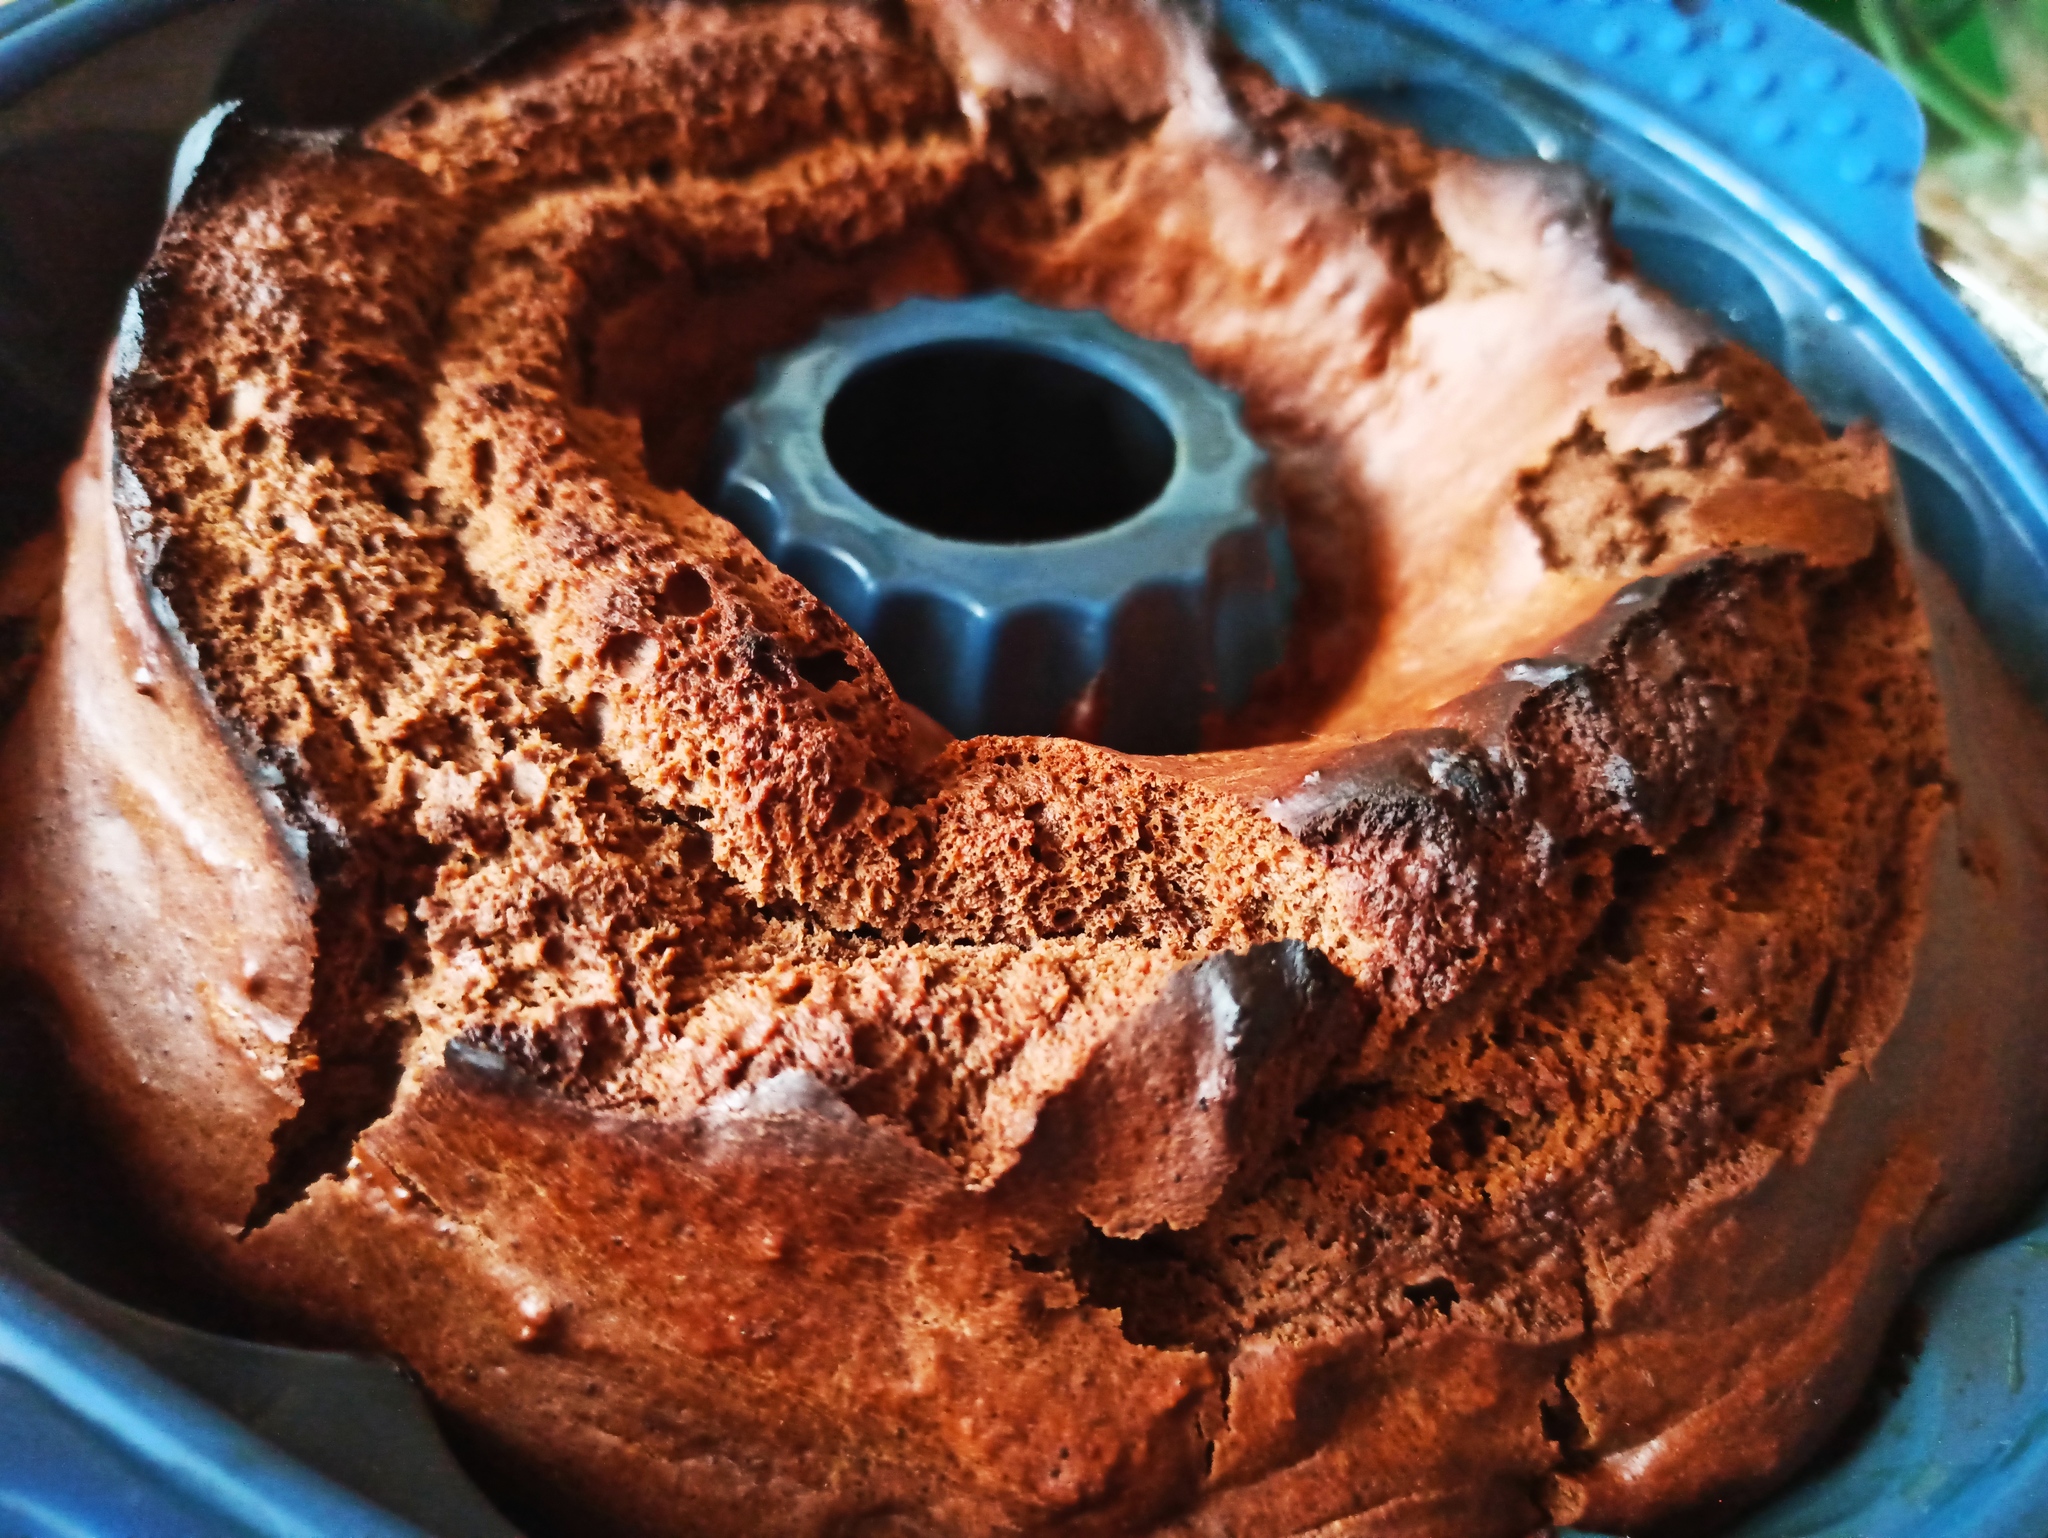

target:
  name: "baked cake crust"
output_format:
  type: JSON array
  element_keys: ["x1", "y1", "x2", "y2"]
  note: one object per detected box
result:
[{"x1": 3, "y1": 4, "x2": 2048, "y2": 1535}]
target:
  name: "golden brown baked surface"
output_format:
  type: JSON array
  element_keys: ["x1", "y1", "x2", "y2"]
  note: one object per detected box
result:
[{"x1": 4, "y1": 4, "x2": 2048, "y2": 1535}]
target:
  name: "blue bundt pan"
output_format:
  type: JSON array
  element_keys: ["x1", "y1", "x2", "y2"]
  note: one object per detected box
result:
[
  {"x1": 711, "y1": 291, "x2": 1292, "y2": 750},
  {"x1": 1, "y1": 0, "x2": 2046, "y2": 1533}
]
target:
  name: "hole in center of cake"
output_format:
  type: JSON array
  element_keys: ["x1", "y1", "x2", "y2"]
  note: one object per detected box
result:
[{"x1": 823, "y1": 341, "x2": 1176, "y2": 543}]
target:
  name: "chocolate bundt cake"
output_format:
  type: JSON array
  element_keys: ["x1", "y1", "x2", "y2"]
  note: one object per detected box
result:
[{"x1": 4, "y1": 2, "x2": 2048, "y2": 1533}]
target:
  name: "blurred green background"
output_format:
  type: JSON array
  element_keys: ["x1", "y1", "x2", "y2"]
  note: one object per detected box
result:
[
  {"x1": 1794, "y1": 1, "x2": 2048, "y2": 393},
  {"x1": 1795, "y1": 0, "x2": 2025, "y2": 148}
]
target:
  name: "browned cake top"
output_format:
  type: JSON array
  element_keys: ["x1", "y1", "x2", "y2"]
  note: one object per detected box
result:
[{"x1": 1, "y1": 3, "x2": 1996, "y2": 1534}]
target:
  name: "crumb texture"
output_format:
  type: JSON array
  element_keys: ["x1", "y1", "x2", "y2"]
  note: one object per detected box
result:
[{"x1": 5, "y1": 4, "x2": 2047, "y2": 1537}]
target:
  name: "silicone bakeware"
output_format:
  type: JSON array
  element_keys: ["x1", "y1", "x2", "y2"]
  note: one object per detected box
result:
[
  {"x1": 0, "y1": 1, "x2": 2044, "y2": 1534},
  {"x1": 713, "y1": 291, "x2": 1290, "y2": 750}
]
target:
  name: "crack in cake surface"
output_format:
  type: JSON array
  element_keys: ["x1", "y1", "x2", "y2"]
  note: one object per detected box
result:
[{"x1": 4, "y1": 5, "x2": 2042, "y2": 1537}]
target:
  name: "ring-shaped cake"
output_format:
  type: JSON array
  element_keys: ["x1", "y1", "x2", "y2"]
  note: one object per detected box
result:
[{"x1": 2, "y1": 3, "x2": 2047, "y2": 1535}]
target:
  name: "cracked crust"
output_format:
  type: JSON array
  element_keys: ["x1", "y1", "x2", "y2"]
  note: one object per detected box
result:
[{"x1": 4, "y1": 3, "x2": 2048, "y2": 1536}]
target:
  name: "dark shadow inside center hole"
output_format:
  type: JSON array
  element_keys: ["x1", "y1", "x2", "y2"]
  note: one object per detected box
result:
[{"x1": 823, "y1": 342, "x2": 1176, "y2": 543}]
